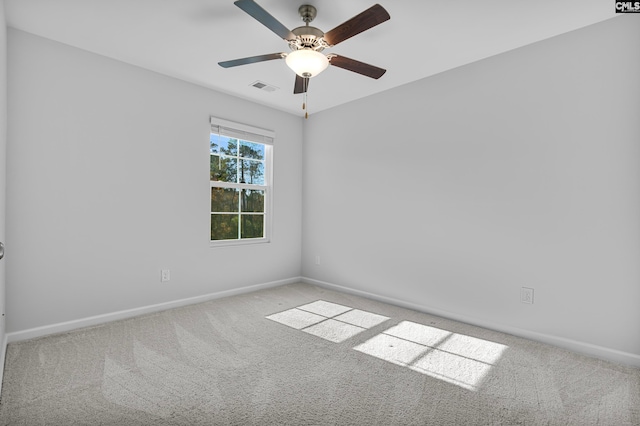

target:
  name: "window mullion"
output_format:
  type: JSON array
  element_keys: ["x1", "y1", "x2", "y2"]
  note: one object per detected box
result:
[
  {"x1": 238, "y1": 189, "x2": 242, "y2": 239},
  {"x1": 210, "y1": 181, "x2": 266, "y2": 191}
]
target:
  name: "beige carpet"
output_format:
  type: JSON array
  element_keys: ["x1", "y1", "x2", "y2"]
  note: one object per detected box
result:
[{"x1": 1, "y1": 282, "x2": 639, "y2": 425}]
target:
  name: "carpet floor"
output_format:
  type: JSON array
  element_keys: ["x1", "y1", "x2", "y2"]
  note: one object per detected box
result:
[{"x1": 1, "y1": 282, "x2": 639, "y2": 425}]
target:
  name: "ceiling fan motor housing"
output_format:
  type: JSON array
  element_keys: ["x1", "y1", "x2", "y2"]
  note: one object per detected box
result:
[
  {"x1": 289, "y1": 26, "x2": 327, "y2": 51},
  {"x1": 288, "y1": 4, "x2": 329, "y2": 52}
]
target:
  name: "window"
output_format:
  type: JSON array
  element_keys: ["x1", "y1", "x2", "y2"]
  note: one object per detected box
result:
[{"x1": 210, "y1": 117, "x2": 273, "y2": 245}]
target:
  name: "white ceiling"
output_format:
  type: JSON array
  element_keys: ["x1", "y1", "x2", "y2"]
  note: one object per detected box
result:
[{"x1": 4, "y1": 0, "x2": 617, "y2": 116}]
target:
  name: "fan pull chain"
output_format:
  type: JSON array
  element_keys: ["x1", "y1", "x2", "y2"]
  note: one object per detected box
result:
[{"x1": 303, "y1": 89, "x2": 308, "y2": 119}]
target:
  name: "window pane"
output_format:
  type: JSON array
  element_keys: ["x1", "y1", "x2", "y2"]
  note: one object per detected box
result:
[
  {"x1": 242, "y1": 189, "x2": 264, "y2": 213},
  {"x1": 241, "y1": 214, "x2": 264, "y2": 239},
  {"x1": 210, "y1": 134, "x2": 221, "y2": 154},
  {"x1": 210, "y1": 155, "x2": 237, "y2": 182},
  {"x1": 211, "y1": 214, "x2": 239, "y2": 240},
  {"x1": 211, "y1": 188, "x2": 239, "y2": 212},
  {"x1": 210, "y1": 135, "x2": 238, "y2": 155},
  {"x1": 240, "y1": 140, "x2": 265, "y2": 160},
  {"x1": 238, "y1": 159, "x2": 264, "y2": 185}
]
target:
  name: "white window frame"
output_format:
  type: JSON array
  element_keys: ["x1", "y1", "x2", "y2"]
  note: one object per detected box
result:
[{"x1": 210, "y1": 116, "x2": 274, "y2": 247}]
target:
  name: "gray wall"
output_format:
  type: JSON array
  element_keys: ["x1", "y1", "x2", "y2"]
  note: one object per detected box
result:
[
  {"x1": 6, "y1": 29, "x2": 303, "y2": 332},
  {"x1": 302, "y1": 16, "x2": 640, "y2": 358}
]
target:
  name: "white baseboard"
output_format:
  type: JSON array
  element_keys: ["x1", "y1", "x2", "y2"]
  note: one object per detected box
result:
[
  {"x1": 6, "y1": 276, "x2": 302, "y2": 344},
  {"x1": 0, "y1": 332, "x2": 7, "y2": 397},
  {"x1": 302, "y1": 277, "x2": 640, "y2": 368}
]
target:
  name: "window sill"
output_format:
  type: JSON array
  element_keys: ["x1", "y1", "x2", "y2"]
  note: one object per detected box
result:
[{"x1": 209, "y1": 238, "x2": 270, "y2": 248}]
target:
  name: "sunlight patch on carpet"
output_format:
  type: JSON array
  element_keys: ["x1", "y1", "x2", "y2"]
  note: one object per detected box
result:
[
  {"x1": 266, "y1": 300, "x2": 390, "y2": 343},
  {"x1": 354, "y1": 321, "x2": 507, "y2": 391},
  {"x1": 354, "y1": 333, "x2": 429, "y2": 366},
  {"x1": 265, "y1": 308, "x2": 326, "y2": 330},
  {"x1": 303, "y1": 319, "x2": 365, "y2": 343},
  {"x1": 297, "y1": 300, "x2": 352, "y2": 317}
]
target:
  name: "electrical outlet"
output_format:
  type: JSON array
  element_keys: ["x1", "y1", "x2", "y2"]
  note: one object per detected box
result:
[
  {"x1": 521, "y1": 287, "x2": 534, "y2": 304},
  {"x1": 315, "y1": 255, "x2": 320, "y2": 266},
  {"x1": 161, "y1": 269, "x2": 171, "y2": 282}
]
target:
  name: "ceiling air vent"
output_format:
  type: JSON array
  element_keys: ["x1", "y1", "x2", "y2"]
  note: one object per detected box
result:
[{"x1": 250, "y1": 81, "x2": 278, "y2": 93}]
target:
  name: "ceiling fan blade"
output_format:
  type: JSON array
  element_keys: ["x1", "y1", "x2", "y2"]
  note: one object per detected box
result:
[
  {"x1": 322, "y1": 4, "x2": 390, "y2": 46},
  {"x1": 329, "y1": 55, "x2": 386, "y2": 79},
  {"x1": 234, "y1": 0, "x2": 295, "y2": 40},
  {"x1": 293, "y1": 75, "x2": 309, "y2": 94},
  {"x1": 218, "y1": 53, "x2": 285, "y2": 68}
]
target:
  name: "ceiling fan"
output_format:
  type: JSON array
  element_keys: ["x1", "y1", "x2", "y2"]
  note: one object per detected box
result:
[{"x1": 218, "y1": 0, "x2": 390, "y2": 99}]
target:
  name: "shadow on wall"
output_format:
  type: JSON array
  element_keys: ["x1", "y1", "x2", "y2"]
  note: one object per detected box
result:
[{"x1": 266, "y1": 300, "x2": 507, "y2": 392}]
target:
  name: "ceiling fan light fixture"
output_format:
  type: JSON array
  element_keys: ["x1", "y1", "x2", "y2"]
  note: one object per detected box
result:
[{"x1": 285, "y1": 49, "x2": 329, "y2": 78}]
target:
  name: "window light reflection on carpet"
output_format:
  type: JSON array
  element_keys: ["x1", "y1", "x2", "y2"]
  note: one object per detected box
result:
[
  {"x1": 267, "y1": 303, "x2": 508, "y2": 391},
  {"x1": 354, "y1": 321, "x2": 508, "y2": 391},
  {"x1": 265, "y1": 300, "x2": 389, "y2": 343}
]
